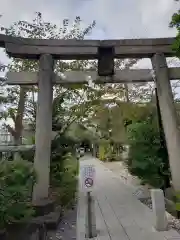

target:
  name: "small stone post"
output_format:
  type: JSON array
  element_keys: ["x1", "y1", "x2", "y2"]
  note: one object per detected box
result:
[
  {"x1": 151, "y1": 53, "x2": 180, "y2": 193},
  {"x1": 33, "y1": 54, "x2": 54, "y2": 202},
  {"x1": 151, "y1": 189, "x2": 168, "y2": 231}
]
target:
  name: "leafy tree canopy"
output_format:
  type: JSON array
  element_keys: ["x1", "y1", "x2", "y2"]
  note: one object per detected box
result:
[{"x1": 170, "y1": 0, "x2": 180, "y2": 57}]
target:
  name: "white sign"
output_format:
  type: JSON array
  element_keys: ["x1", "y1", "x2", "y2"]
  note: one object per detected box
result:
[{"x1": 82, "y1": 165, "x2": 95, "y2": 191}]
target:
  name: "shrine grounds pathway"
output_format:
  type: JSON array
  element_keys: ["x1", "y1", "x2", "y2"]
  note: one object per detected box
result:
[{"x1": 76, "y1": 155, "x2": 180, "y2": 240}]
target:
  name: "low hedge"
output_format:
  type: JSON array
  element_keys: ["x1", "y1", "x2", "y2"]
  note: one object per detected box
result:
[{"x1": 0, "y1": 159, "x2": 37, "y2": 230}]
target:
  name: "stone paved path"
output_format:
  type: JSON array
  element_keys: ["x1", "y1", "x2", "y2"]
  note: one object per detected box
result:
[{"x1": 77, "y1": 155, "x2": 180, "y2": 240}]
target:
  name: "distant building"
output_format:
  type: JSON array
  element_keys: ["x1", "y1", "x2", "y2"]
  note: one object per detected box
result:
[
  {"x1": 0, "y1": 128, "x2": 13, "y2": 145},
  {"x1": 0, "y1": 120, "x2": 34, "y2": 146}
]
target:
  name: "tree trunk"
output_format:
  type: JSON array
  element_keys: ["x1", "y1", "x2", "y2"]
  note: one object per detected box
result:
[
  {"x1": 15, "y1": 86, "x2": 27, "y2": 139},
  {"x1": 6, "y1": 87, "x2": 27, "y2": 160},
  {"x1": 124, "y1": 84, "x2": 129, "y2": 102}
]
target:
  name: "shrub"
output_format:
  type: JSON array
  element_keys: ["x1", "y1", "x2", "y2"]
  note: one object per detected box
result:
[
  {"x1": 0, "y1": 159, "x2": 37, "y2": 229},
  {"x1": 59, "y1": 153, "x2": 78, "y2": 206},
  {"x1": 50, "y1": 131, "x2": 79, "y2": 207},
  {"x1": 99, "y1": 145, "x2": 106, "y2": 161},
  {"x1": 20, "y1": 149, "x2": 35, "y2": 162},
  {"x1": 50, "y1": 152, "x2": 78, "y2": 207},
  {"x1": 170, "y1": 7, "x2": 180, "y2": 57},
  {"x1": 127, "y1": 120, "x2": 170, "y2": 189},
  {"x1": 99, "y1": 142, "x2": 124, "y2": 162}
]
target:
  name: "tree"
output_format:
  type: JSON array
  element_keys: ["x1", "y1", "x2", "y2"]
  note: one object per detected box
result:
[
  {"x1": 0, "y1": 13, "x2": 99, "y2": 206},
  {"x1": 1, "y1": 13, "x2": 152, "y2": 149},
  {"x1": 127, "y1": 116, "x2": 170, "y2": 189},
  {"x1": 170, "y1": 1, "x2": 180, "y2": 57},
  {"x1": 0, "y1": 12, "x2": 96, "y2": 146},
  {"x1": 1, "y1": 12, "x2": 159, "y2": 166}
]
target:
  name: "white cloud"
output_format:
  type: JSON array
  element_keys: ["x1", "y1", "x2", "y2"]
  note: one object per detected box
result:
[
  {"x1": 0, "y1": 0, "x2": 179, "y2": 73},
  {"x1": 0, "y1": 0, "x2": 179, "y2": 38}
]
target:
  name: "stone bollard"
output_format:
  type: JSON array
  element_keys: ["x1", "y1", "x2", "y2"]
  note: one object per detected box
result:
[{"x1": 151, "y1": 189, "x2": 168, "y2": 231}]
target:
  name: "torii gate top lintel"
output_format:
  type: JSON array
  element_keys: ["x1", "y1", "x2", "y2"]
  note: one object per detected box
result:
[{"x1": 0, "y1": 33, "x2": 175, "y2": 60}]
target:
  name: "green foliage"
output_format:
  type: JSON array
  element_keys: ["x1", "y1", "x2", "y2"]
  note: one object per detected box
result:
[
  {"x1": 51, "y1": 152, "x2": 78, "y2": 207},
  {"x1": 50, "y1": 123, "x2": 78, "y2": 207},
  {"x1": 0, "y1": 12, "x2": 97, "y2": 142},
  {"x1": 98, "y1": 142, "x2": 111, "y2": 161},
  {"x1": 170, "y1": 2, "x2": 180, "y2": 57},
  {"x1": 95, "y1": 102, "x2": 155, "y2": 162},
  {"x1": 127, "y1": 120, "x2": 170, "y2": 188},
  {"x1": 20, "y1": 149, "x2": 35, "y2": 162},
  {"x1": 99, "y1": 144, "x2": 106, "y2": 161},
  {"x1": 58, "y1": 153, "x2": 78, "y2": 206},
  {"x1": 50, "y1": 135, "x2": 76, "y2": 186},
  {"x1": 0, "y1": 159, "x2": 37, "y2": 229},
  {"x1": 98, "y1": 141, "x2": 123, "y2": 162}
]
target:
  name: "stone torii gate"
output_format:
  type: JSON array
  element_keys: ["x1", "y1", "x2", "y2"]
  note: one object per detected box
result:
[{"x1": 1, "y1": 34, "x2": 180, "y2": 203}]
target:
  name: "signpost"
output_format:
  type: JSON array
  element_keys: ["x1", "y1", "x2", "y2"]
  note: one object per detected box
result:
[
  {"x1": 82, "y1": 165, "x2": 95, "y2": 191},
  {"x1": 82, "y1": 165, "x2": 97, "y2": 238}
]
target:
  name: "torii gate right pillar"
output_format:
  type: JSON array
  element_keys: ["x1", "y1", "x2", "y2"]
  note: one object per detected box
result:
[{"x1": 151, "y1": 53, "x2": 180, "y2": 193}]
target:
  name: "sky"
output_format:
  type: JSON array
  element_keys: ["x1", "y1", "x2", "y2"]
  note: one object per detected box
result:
[
  {"x1": 0, "y1": 0, "x2": 179, "y2": 128},
  {"x1": 0, "y1": 0, "x2": 179, "y2": 70}
]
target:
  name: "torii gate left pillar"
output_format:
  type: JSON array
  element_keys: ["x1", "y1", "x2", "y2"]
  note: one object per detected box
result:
[{"x1": 32, "y1": 54, "x2": 54, "y2": 202}]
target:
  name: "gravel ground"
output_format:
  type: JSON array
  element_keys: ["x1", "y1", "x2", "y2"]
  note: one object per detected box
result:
[
  {"x1": 48, "y1": 206, "x2": 77, "y2": 240},
  {"x1": 101, "y1": 161, "x2": 141, "y2": 186},
  {"x1": 139, "y1": 197, "x2": 180, "y2": 234},
  {"x1": 102, "y1": 160, "x2": 180, "y2": 234}
]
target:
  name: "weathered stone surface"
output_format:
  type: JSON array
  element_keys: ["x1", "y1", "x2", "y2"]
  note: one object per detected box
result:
[
  {"x1": 33, "y1": 199, "x2": 55, "y2": 217},
  {"x1": 32, "y1": 54, "x2": 54, "y2": 202},
  {"x1": 98, "y1": 46, "x2": 114, "y2": 76},
  {"x1": 6, "y1": 221, "x2": 47, "y2": 240},
  {"x1": 77, "y1": 156, "x2": 180, "y2": 240},
  {"x1": 151, "y1": 189, "x2": 168, "y2": 231},
  {"x1": 0, "y1": 144, "x2": 35, "y2": 152},
  {"x1": 32, "y1": 208, "x2": 62, "y2": 230},
  {"x1": 152, "y1": 53, "x2": 180, "y2": 192},
  {"x1": 7, "y1": 67, "x2": 180, "y2": 86},
  {"x1": 0, "y1": 33, "x2": 174, "y2": 59}
]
